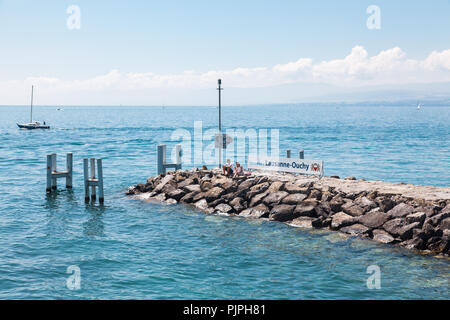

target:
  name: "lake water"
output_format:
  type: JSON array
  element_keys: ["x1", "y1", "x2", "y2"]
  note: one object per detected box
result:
[{"x1": 0, "y1": 104, "x2": 449, "y2": 299}]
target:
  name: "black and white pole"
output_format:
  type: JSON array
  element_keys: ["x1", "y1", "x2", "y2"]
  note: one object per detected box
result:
[
  {"x1": 83, "y1": 157, "x2": 104, "y2": 204},
  {"x1": 46, "y1": 153, "x2": 73, "y2": 193},
  {"x1": 217, "y1": 79, "x2": 224, "y2": 168}
]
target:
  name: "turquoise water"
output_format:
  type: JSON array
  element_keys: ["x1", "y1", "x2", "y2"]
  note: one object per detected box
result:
[{"x1": 0, "y1": 105, "x2": 449, "y2": 299}]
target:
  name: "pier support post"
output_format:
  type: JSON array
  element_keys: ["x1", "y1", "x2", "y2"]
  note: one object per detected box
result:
[
  {"x1": 97, "y1": 159, "x2": 104, "y2": 204},
  {"x1": 90, "y1": 158, "x2": 96, "y2": 201},
  {"x1": 299, "y1": 149, "x2": 304, "y2": 159},
  {"x1": 46, "y1": 153, "x2": 73, "y2": 193},
  {"x1": 157, "y1": 144, "x2": 182, "y2": 175},
  {"x1": 83, "y1": 157, "x2": 104, "y2": 204},
  {"x1": 286, "y1": 150, "x2": 291, "y2": 158},
  {"x1": 46, "y1": 155, "x2": 52, "y2": 193},
  {"x1": 83, "y1": 158, "x2": 89, "y2": 202},
  {"x1": 51, "y1": 153, "x2": 57, "y2": 190},
  {"x1": 66, "y1": 153, "x2": 73, "y2": 189}
]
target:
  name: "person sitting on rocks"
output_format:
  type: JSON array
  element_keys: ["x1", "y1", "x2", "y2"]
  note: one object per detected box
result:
[
  {"x1": 234, "y1": 162, "x2": 244, "y2": 177},
  {"x1": 222, "y1": 159, "x2": 234, "y2": 177}
]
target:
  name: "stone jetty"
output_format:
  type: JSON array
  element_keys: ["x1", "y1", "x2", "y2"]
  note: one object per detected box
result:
[{"x1": 127, "y1": 168, "x2": 450, "y2": 256}]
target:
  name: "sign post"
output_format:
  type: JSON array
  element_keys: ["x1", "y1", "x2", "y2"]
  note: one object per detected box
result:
[{"x1": 217, "y1": 79, "x2": 223, "y2": 168}]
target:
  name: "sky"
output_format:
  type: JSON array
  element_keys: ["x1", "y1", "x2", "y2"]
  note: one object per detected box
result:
[{"x1": 0, "y1": 0, "x2": 450, "y2": 106}]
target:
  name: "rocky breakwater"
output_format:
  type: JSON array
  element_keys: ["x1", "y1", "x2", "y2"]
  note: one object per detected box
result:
[{"x1": 127, "y1": 168, "x2": 450, "y2": 257}]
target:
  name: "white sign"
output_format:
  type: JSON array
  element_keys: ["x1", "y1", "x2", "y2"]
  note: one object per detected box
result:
[{"x1": 248, "y1": 155, "x2": 324, "y2": 177}]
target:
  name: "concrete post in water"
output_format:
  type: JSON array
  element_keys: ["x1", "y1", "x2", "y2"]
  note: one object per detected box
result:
[
  {"x1": 46, "y1": 153, "x2": 74, "y2": 193},
  {"x1": 46, "y1": 154, "x2": 52, "y2": 193},
  {"x1": 286, "y1": 150, "x2": 291, "y2": 158},
  {"x1": 97, "y1": 159, "x2": 104, "y2": 204},
  {"x1": 157, "y1": 144, "x2": 182, "y2": 175},
  {"x1": 83, "y1": 157, "x2": 104, "y2": 204},
  {"x1": 51, "y1": 153, "x2": 57, "y2": 190},
  {"x1": 66, "y1": 153, "x2": 73, "y2": 189},
  {"x1": 299, "y1": 149, "x2": 304, "y2": 160},
  {"x1": 83, "y1": 158, "x2": 89, "y2": 202}
]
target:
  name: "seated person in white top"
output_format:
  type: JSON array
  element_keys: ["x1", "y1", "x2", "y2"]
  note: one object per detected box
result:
[{"x1": 222, "y1": 159, "x2": 234, "y2": 177}]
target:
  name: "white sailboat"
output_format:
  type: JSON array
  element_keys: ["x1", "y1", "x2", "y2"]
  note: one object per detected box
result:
[
  {"x1": 417, "y1": 102, "x2": 421, "y2": 110},
  {"x1": 17, "y1": 86, "x2": 50, "y2": 129}
]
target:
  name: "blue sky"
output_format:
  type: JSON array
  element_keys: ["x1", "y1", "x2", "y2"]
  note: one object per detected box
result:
[{"x1": 1, "y1": 0, "x2": 450, "y2": 105}]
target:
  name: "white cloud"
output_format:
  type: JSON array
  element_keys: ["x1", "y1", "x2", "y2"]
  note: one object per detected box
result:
[{"x1": 1, "y1": 45, "x2": 450, "y2": 104}]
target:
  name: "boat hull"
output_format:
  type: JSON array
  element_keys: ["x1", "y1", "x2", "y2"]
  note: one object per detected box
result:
[{"x1": 17, "y1": 123, "x2": 50, "y2": 130}]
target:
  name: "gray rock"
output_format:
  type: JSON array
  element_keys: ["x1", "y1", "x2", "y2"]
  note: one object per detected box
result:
[
  {"x1": 166, "y1": 188, "x2": 186, "y2": 201},
  {"x1": 153, "y1": 174, "x2": 175, "y2": 192},
  {"x1": 387, "y1": 203, "x2": 414, "y2": 218},
  {"x1": 425, "y1": 212, "x2": 450, "y2": 227},
  {"x1": 342, "y1": 203, "x2": 365, "y2": 217},
  {"x1": 263, "y1": 191, "x2": 289, "y2": 205},
  {"x1": 249, "y1": 191, "x2": 269, "y2": 207},
  {"x1": 281, "y1": 193, "x2": 308, "y2": 205},
  {"x1": 204, "y1": 187, "x2": 225, "y2": 202},
  {"x1": 293, "y1": 204, "x2": 317, "y2": 217},
  {"x1": 284, "y1": 183, "x2": 310, "y2": 194},
  {"x1": 377, "y1": 198, "x2": 396, "y2": 212},
  {"x1": 184, "y1": 184, "x2": 201, "y2": 193},
  {"x1": 406, "y1": 212, "x2": 426, "y2": 225},
  {"x1": 180, "y1": 192, "x2": 197, "y2": 203},
  {"x1": 237, "y1": 178, "x2": 257, "y2": 191},
  {"x1": 248, "y1": 203, "x2": 270, "y2": 218},
  {"x1": 340, "y1": 224, "x2": 370, "y2": 236},
  {"x1": 372, "y1": 229, "x2": 395, "y2": 243},
  {"x1": 215, "y1": 203, "x2": 233, "y2": 214},
  {"x1": 440, "y1": 217, "x2": 450, "y2": 230},
  {"x1": 194, "y1": 199, "x2": 208, "y2": 210},
  {"x1": 358, "y1": 209, "x2": 391, "y2": 228},
  {"x1": 288, "y1": 217, "x2": 314, "y2": 228},
  {"x1": 268, "y1": 181, "x2": 285, "y2": 193},
  {"x1": 398, "y1": 222, "x2": 421, "y2": 240},
  {"x1": 269, "y1": 204, "x2": 296, "y2": 222},
  {"x1": 331, "y1": 212, "x2": 355, "y2": 229},
  {"x1": 382, "y1": 218, "x2": 406, "y2": 237},
  {"x1": 230, "y1": 197, "x2": 245, "y2": 212}
]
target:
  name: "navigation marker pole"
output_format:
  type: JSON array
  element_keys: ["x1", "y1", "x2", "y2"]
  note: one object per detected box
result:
[{"x1": 217, "y1": 79, "x2": 224, "y2": 168}]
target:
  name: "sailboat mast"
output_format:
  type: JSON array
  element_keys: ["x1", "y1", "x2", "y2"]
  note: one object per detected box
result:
[{"x1": 30, "y1": 85, "x2": 34, "y2": 123}]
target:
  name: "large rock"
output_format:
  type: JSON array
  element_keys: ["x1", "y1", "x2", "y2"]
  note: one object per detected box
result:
[
  {"x1": 340, "y1": 224, "x2": 370, "y2": 236},
  {"x1": 268, "y1": 181, "x2": 284, "y2": 193},
  {"x1": 230, "y1": 197, "x2": 245, "y2": 212},
  {"x1": 382, "y1": 218, "x2": 406, "y2": 237},
  {"x1": 180, "y1": 192, "x2": 197, "y2": 203},
  {"x1": 244, "y1": 203, "x2": 270, "y2": 219},
  {"x1": 284, "y1": 183, "x2": 310, "y2": 194},
  {"x1": 440, "y1": 217, "x2": 450, "y2": 230},
  {"x1": 249, "y1": 191, "x2": 269, "y2": 207},
  {"x1": 215, "y1": 203, "x2": 233, "y2": 214},
  {"x1": 153, "y1": 174, "x2": 175, "y2": 192},
  {"x1": 269, "y1": 204, "x2": 296, "y2": 222},
  {"x1": 204, "y1": 187, "x2": 225, "y2": 202},
  {"x1": 358, "y1": 209, "x2": 391, "y2": 228},
  {"x1": 263, "y1": 191, "x2": 289, "y2": 205},
  {"x1": 288, "y1": 217, "x2": 314, "y2": 228},
  {"x1": 331, "y1": 212, "x2": 355, "y2": 229},
  {"x1": 406, "y1": 212, "x2": 426, "y2": 225},
  {"x1": 184, "y1": 184, "x2": 201, "y2": 193},
  {"x1": 342, "y1": 203, "x2": 365, "y2": 217},
  {"x1": 377, "y1": 197, "x2": 396, "y2": 212},
  {"x1": 425, "y1": 212, "x2": 450, "y2": 227},
  {"x1": 398, "y1": 222, "x2": 421, "y2": 240},
  {"x1": 355, "y1": 197, "x2": 377, "y2": 211},
  {"x1": 237, "y1": 178, "x2": 257, "y2": 191},
  {"x1": 372, "y1": 229, "x2": 395, "y2": 243},
  {"x1": 166, "y1": 188, "x2": 186, "y2": 201},
  {"x1": 387, "y1": 203, "x2": 414, "y2": 218},
  {"x1": 281, "y1": 193, "x2": 308, "y2": 205},
  {"x1": 329, "y1": 199, "x2": 343, "y2": 213},
  {"x1": 194, "y1": 199, "x2": 208, "y2": 210},
  {"x1": 293, "y1": 204, "x2": 317, "y2": 217},
  {"x1": 249, "y1": 182, "x2": 270, "y2": 193}
]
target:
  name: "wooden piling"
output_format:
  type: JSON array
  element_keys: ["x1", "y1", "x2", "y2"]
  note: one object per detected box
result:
[
  {"x1": 51, "y1": 153, "x2": 57, "y2": 190},
  {"x1": 66, "y1": 153, "x2": 73, "y2": 189},
  {"x1": 46, "y1": 154, "x2": 52, "y2": 193},
  {"x1": 90, "y1": 158, "x2": 96, "y2": 201}
]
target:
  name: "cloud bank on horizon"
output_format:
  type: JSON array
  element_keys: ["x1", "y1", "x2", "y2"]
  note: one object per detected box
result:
[{"x1": 2, "y1": 45, "x2": 450, "y2": 105}]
